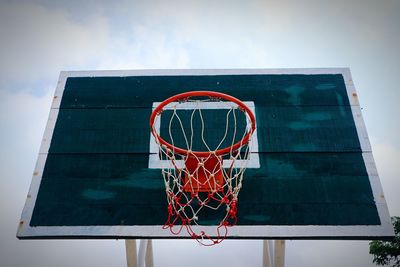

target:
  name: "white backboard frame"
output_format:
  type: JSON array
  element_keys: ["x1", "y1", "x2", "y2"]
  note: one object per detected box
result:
[{"x1": 17, "y1": 68, "x2": 394, "y2": 240}]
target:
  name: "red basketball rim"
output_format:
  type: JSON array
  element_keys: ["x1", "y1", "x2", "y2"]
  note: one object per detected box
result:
[{"x1": 149, "y1": 91, "x2": 256, "y2": 157}]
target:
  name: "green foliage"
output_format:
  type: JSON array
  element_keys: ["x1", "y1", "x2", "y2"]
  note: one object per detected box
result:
[{"x1": 369, "y1": 217, "x2": 400, "y2": 266}]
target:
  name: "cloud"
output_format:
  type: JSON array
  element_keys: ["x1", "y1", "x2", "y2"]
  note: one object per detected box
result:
[
  {"x1": 154, "y1": 240, "x2": 261, "y2": 267},
  {"x1": 0, "y1": 89, "x2": 53, "y2": 238},
  {"x1": 2, "y1": 0, "x2": 399, "y2": 94},
  {"x1": 287, "y1": 240, "x2": 375, "y2": 267},
  {"x1": 0, "y1": 3, "x2": 109, "y2": 90},
  {"x1": 95, "y1": 24, "x2": 190, "y2": 70},
  {"x1": 0, "y1": 1, "x2": 190, "y2": 95},
  {"x1": 0, "y1": 90, "x2": 52, "y2": 153},
  {"x1": 371, "y1": 140, "x2": 400, "y2": 215}
]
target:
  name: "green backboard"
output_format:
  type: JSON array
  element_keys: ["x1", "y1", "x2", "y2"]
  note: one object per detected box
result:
[{"x1": 17, "y1": 69, "x2": 393, "y2": 239}]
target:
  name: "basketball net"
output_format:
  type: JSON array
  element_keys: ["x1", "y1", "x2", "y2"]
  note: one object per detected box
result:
[{"x1": 150, "y1": 91, "x2": 256, "y2": 246}]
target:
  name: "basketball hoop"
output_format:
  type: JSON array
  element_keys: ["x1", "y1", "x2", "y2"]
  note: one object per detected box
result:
[{"x1": 150, "y1": 91, "x2": 256, "y2": 245}]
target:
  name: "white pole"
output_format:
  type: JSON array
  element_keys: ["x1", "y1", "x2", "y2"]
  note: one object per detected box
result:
[
  {"x1": 146, "y1": 240, "x2": 154, "y2": 267},
  {"x1": 138, "y1": 240, "x2": 149, "y2": 267},
  {"x1": 274, "y1": 240, "x2": 285, "y2": 267},
  {"x1": 263, "y1": 240, "x2": 272, "y2": 267},
  {"x1": 125, "y1": 240, "x2": 137, "y2": 267}
]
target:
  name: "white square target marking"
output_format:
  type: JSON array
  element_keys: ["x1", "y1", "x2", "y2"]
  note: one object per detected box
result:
[{"x1": 148, "y1": 101, "x2": 260, "y2": 169}]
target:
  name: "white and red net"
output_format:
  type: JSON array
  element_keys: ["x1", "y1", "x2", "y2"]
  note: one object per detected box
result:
[{"x1": 150, "y1": 91, "x2": 256, "y2": 245}]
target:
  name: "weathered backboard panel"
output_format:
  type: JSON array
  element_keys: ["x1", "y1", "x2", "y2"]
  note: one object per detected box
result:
[{"x1": 17, "y1": 69, "x2": 394, "y2": 239}]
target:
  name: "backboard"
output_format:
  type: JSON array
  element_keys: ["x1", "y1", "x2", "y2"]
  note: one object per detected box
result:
[{"x1": 17, "y1": 68, "x2": 394, "y2": 240}]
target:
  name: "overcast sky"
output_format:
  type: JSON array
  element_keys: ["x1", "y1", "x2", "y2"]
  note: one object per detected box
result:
[{"x1": 1, "y1": 0, "x2": 399, "y2": 266}]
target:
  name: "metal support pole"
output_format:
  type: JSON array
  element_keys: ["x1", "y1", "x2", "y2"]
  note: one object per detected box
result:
[
  {"x1": 138, "y1": 240, "x2": 148, "y2": 267},
  {"x1": 125, "y1": 240, "x2": 137, "y2": 267},
  {"x1": 263, "y1": 240, "x2": 272, "y2": 267},
  {"x1": 145, "y1": 240, "x2": 154, "y2": 267},
  {"x1": 274, "y1": 240, "x2": 285, "y2": 267}
]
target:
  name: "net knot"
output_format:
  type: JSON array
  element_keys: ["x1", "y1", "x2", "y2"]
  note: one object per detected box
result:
[
  {"x1": 229, "y1": 200, "x2": 238, "y2": 218},
  {"x1": 191, "y1": 233, "x2": 199, "y2": 238},
  {"x1": 221, "y1": 196, "x2": 230, "y2": 204},
  {"x1": 167, "y1": 205, "x2": 173, "y2": 214},
  {"x1": 174, "y1": 195, "x2": 182, "y2": 204}
]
